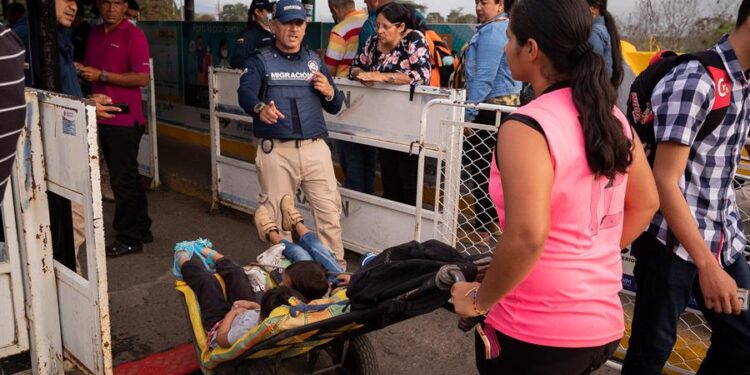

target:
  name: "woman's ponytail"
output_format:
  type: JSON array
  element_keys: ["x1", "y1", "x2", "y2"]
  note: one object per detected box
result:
[
  {"x1": 511, "y1": 0, "x2": 631, "y2": 179},
  {"x1": 570, "y1": 42, "x2": 631, "y2": 179}
]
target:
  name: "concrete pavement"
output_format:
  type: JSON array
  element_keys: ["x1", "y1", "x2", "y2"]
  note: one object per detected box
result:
[{"x1": 100, "y1": 133, "x2": 618, "y2": 374}]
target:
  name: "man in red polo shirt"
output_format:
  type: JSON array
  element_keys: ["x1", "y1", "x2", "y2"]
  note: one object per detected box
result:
[{"x1": 78, "y1": 0, "x2": 152, "y2": 256}]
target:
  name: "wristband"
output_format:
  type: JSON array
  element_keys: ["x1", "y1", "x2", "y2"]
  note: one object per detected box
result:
[{"x1": 468, "y1": 286, "x2": 489, "y2": 316}]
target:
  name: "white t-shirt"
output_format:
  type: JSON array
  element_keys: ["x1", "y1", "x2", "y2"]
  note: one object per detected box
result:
[{"x1": 227, "y1": 309, "x2": 261, "y2": 345}]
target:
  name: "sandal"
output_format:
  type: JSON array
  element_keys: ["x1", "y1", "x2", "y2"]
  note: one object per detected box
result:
[
  {"x1": 175, "y1": 238, "x2": 216, "y2": 272},
  {"x1": 173, "y1": 249, "x2": 191, "y2": 279}
]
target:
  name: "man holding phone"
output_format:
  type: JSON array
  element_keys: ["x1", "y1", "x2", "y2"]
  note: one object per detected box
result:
[{"x1": 78, "y1": 0, "x2": 152, "y2": 257}]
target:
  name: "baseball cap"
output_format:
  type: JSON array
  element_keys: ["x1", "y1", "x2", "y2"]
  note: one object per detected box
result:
[
  {"x1": 250, "y1": 0, "x2": 273, "y2": 12},
  {"x1": 274, "y1": 0, "x2": 307, "y2": 23}
]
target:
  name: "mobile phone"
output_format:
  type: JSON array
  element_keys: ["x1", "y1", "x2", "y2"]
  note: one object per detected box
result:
[
  {"x1": 739, "y1": 288, "x2": 749, "y2": 311},
  {"x1": 109, "y1": 103, "x2": 130, "y2": 114}
]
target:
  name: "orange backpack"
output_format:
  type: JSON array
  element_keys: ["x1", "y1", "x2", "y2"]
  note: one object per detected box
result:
[{"x1": 424, "y1": 29, "x2": 458, "y2": 88}]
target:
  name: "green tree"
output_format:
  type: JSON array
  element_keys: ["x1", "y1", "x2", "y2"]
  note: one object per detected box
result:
[
  {"x1": 219, "y1": 3, "x2": 248, "y2": 22},
  {"x1": 446, "y1": 7, "x2": 475, "y2": 24},
  {"x1": 426, "y1": 12, "x2": 444, "y2": 24},
  {"x1": 140, "y1": 0, "x2": 181, "y2": 20},
  {"x1": 195, "y1": 13, "x2": 217, "y2": 21}
]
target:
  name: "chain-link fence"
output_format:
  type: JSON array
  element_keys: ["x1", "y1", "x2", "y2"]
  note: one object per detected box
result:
[{"x1": 419, "y1": 102, "x2": 750, "y2": 375}]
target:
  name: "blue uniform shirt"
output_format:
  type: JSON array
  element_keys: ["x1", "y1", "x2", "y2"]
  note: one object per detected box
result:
[
  {"x1": 238, "y1": 46, "x2": 343, "y2": 139},
  {"x1": 230, "y1": 22, "x2": 274, "y2": 69}
]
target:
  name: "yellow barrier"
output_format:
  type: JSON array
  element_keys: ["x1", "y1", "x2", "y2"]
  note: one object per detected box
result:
[{"x1": 621, "y1": 40, "x2": 658, "y2": 75}]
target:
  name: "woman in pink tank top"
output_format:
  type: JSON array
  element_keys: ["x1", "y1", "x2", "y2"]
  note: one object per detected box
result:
[{"x1": 450, "y1": 0, "x2": 659, "y2": 374}]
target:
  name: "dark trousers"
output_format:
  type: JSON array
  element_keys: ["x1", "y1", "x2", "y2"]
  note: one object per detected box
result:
[
  {"x1": 475, "y1": 326, "x2": 619, "y2": 375},
  {"x1": 379, "y1": 149, "x2": 418, "y2": 206},
  {"x1": 622, "y1": 232, "x2": 750, "y2": 375},
  {"x1": 182, "y1": 256, "x2": 256, "y2": 329},
  {"x1": 464, "y1": 109, "x2": 499, "y2": 229},
  {"x1": 99, "y1": 124, "x2": 151, "y2": 246},
  {"x1": 337, "y1": 141, "x2": 377, "y2": 194}
]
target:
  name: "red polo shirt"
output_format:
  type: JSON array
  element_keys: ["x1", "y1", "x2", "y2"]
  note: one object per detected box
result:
[{"x1": 85, "y1": 20, "x2": 150, "y2": 127}]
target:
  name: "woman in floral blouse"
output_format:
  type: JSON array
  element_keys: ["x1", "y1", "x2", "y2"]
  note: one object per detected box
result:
[{"x1": 350, "y1": 2, "x2": 431, "y2": 205}]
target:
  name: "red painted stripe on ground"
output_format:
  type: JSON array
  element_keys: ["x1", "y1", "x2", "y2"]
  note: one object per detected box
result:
[{"x1": 114, "y1": 343, "x2": 200, "y2": 375}]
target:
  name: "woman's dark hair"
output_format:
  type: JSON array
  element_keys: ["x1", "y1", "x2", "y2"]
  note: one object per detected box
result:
[
  {"x1": 259, "y1": 286, "x2": 304, "y2": 320},
  {"x1": 586, "y1": 0, "x2": 623, "y2": 88},
  {"x1": 510, "y1": 0, "x2": 631, "y2": 179},
  {"x1": 504, "y1": 0, "x2": 515, "y2": 13},
  {"x1": 738, "y1": 0, "x2": 750, "y2": 29},
  {"x1": 284, "y1": 261, "x2": 329, "y2": 302},
  {"x1": 377, "y1": 2, "x2": 419, "y2": 31}
]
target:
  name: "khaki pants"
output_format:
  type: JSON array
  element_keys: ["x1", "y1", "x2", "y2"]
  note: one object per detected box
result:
[
  {"x1": 255, "y1": 139, "x2": 344, "y2": 266},
  {"x1": 72, "y1": 202, "x2": 85, "y2": 274}
]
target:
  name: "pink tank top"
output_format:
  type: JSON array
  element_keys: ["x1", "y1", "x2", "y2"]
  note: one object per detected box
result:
[{"x1": 485, "y1": 87, "x2": 630, "y2": 348}]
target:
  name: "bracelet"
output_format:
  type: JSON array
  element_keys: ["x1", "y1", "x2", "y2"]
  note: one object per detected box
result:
[{"x1": 468, "y1": 286, "x2": 490, "y2": 316}]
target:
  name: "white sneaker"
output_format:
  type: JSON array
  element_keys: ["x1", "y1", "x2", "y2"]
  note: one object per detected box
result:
[
  {"x1": 256, "y1": 243, "x2": 285, "y2": 268},
  {"x1": 243, "y1": 266, "x2": 268, "y2": 293}
]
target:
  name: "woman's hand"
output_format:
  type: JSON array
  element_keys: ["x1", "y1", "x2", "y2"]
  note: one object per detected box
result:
[
  {"x1": 451, "y1": 281, "x2": 484, "y2": 318},
  {"x1": 350, "y1": 69, "x2": 378, "y2": 87},
  {"x1": 356, "y1": 72, "x2": 383, "y2": 84}
]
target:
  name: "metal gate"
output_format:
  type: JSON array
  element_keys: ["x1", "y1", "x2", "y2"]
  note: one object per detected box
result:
[
  {"x1": 0, "y1": 182, "x2": 29, "y2": 359},
  {"x1": 1, "y1": 90, "x2": 113, "y2": 374},
  {"x1": 208, "y1": 67, "x2": 465, "y2": 254},
  {"x1": 138, "y1": 58, "x2": 160, "y2": 189},
  {"x1": 414, "y1": 99, "x2": 750, "y2": 374}
]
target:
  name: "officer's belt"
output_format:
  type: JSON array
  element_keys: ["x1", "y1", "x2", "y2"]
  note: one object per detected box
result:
[{"x1": 261, "y1": 138, "x2": 320, "y2": 152}]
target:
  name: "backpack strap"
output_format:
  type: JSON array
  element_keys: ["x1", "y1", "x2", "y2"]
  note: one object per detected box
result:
[{"x1": 683, "y1": 50, "x2": 732, "y2": 141}]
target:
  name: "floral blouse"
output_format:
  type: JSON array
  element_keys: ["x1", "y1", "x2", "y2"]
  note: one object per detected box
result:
[{"x1": 351, "y1": 30, "x2": 431, "y2": 86}]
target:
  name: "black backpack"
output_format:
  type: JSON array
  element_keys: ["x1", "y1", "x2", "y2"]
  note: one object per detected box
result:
[
  {"x1": 346, "y1": 240, "x2": 477, "y2": 312},
  {"x1": 626, "y1": 50, "x2": 732, "y2": 164}
]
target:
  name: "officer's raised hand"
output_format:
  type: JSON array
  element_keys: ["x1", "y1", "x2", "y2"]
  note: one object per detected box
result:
[
  {"x1": 312, "y1": 71, "x2": 335, "y2": 100},
  {"x1": 259, "y1": 100, "x2": 286, "y2": 125}
]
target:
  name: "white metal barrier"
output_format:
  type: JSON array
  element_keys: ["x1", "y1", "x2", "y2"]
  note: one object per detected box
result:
[
  {"x1": 208, "y1": 67, "x2": 465, "y2": 254},
  {"x1": 0, "y1": 90, "x2": 112, "y2": 374},
  {"x1": 0, "y1": 171, "x2": 29, "y2": 360},
  {"x1": 415, "y1": 99, "x2": 750, "y2": 374},
  {"x1": 138, "y1": 58, "x2": 161, "y2": 189}
]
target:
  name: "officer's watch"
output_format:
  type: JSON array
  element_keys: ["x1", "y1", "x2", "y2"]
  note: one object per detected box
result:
[
  {"x1": 253, "y1": 102, "x2": 267, "y2": 115},
  {"x1": 100, "y1": 70, "x2": 109, "y2": 82}
]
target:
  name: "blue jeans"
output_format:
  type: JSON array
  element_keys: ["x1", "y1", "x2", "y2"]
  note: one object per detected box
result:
[
  {"x1": 337, "y1": 141, "x2": 377, "y2": 194},
  {"x1": 281, "y1": 232, "x2": 343, "y2": 276},
  {"x1": 622, "y1": 232, "x2": 750, "y2": 375}
]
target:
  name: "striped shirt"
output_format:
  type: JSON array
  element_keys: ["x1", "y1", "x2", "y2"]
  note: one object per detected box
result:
[
  {"x1": 325, "y1": 9, "x2": 367, "y2": 78},
  {"x1": 0, "y1": 24, "x2": 27, "y2": 201},
  {"x1": 647, "y1": 36, "x2": 750, "y2": 267}
]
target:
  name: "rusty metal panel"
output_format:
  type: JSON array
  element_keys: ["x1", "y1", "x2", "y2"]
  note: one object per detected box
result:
[
  {"x1": 37, "y1": 92, "x2": 112, "y2": 375},
  {"x1": 11, "y1": 90, "x2": 64, "y2": 374}
]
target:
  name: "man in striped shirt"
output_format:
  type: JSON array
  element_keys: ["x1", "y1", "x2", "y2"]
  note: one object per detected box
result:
[
  {"x1": 325, "y1": 0, "x2": 374, "y2": 195},
  {"x1": 0, "y1": 23, "x2": 26, "y2": 201},
  {"x1": 324, "y1": 0, "x2": 366, "y2": 78}
]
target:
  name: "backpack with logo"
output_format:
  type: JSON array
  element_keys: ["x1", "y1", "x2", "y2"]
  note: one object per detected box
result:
[
  {"x1": 626, "y1": 49, "x2": 732, "y2": 164},
  {"x1": 424, "y1": 29, "x2": 459, "y2": 88}
]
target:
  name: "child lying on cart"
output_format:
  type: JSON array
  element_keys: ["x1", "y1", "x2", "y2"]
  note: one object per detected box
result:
[
  {"x1": 173, "y1": 244, "x2": 335, "y2": 348},
  {"x1": 173, "y1": 244, "x2": 305, "y2": 348},
  {"x1": 253, "y1": 194, "x2": 351, "y2": 286}
]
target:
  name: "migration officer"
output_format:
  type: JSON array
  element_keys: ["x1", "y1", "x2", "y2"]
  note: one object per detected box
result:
[
  {"x1": 238, "y1": 0, "x2": 346, "y2": 269},
  {"x1": 229, "y1": 0, "x2": 275, "y2": 69}
]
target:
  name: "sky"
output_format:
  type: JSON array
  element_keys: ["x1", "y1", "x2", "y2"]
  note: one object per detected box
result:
[{"x1": 195, "y1": 0, "x2": 640, "y2": 21}]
